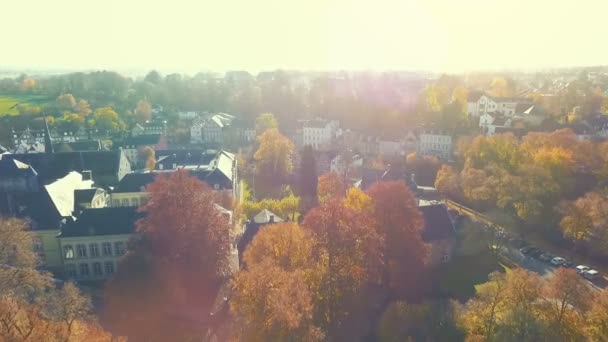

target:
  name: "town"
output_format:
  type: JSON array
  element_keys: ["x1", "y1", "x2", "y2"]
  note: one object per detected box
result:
[{"x1": 1, "y1": 68, "x2": 608, "y2": 341}]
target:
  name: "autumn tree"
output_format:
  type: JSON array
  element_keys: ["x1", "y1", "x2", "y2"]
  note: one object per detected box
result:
[
  {"x1": 104, "y1": 170, "x2": 232, "y2": 340},
  {"x1": 139, "y1": 146, "x2": 156, "y2": 170},
  {"x1": 255, "y1": 112, "x2": 278, "y2": 135},
  {"x1": 91, "y1": 107, "x2": 125, "y2": 133},
  {"x1": 135, "y1": 99, "x2": 153, "y2": 123},
  {"x1": 254, "y1": 128, "x2": 295, "y2": 196},
  {"x1": 57, "y1": 93, "x2": 76, "y2": 111},
  {"x1": 344, "y1": 187, "x2": 373, "y2": 213},
  {"x1": 586, "y1": 289, "x2": 608, "y2": 341},
  {"x1": 317, "y1": 172, "x2": 345, "y2": 203},
  {"x1": 560, "y1": 191, "x2": 608, "y2": 256},
  {"x1": 540, "y1": 268, "x2": 590, "y2": 340},
  {"x1": 303, "y1": 199, "x2": 382, "y2": 340},
  {"x1": 0, "y1": 218, "x2": 108, "y2": 341},
  {"x1": 231, "y1": 223, "x2": 323, "y2": 341},
  {"x1": 435, "y1": 164, "x2": 461, "y2": 199},
  {"x1": 367, "y1": 181, "x2": 429, "y2": 299},
  {"x1": 74, "y1": 99, "x2": 92, "y2": 116}
]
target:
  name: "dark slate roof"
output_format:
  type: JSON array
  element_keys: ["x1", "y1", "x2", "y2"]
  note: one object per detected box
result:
[
  {"x1": 115, "y1": 173, "x2": 158, "y2": 192},
  {"x1": 515, "y1": 103, "x2": 535, "y2": 114},
  {"x1": 419, "y1": 204, "x2": 456, "y2": 241},
  {"x1": 123, "y1": 134, "x2": 161, "y2": 146},
  {"x1": 59, "y1": 207, "x2": 143, "y2": 238},
  {"x1": 156, "y1": 149, "x2": 217, "y2": 166},
  {"x1": 585, "y1": 114, "x2": 608, "y2": 129},
  {"x1": 74, "y1": 188, "x2": 99, "y2": 204},
  {"x1": 0, "y1": 157, "x2": 38, "y2": 178},
  {"x1": 359, "y1": 168, "x2": 385, "y2": 190},
  {"x1": 0, "y1": 151, "x2": 123, "y2": 184},
  {"x1": 65, "y1": 140, "x2": 103, "y2": 152},
  {"x1": 0, "y1": 145, "x2": 8, "y2": 154}
]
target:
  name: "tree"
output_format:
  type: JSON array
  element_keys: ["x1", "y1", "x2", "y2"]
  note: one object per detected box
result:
[
  {"x1": 303, "y1": 199, "x2": 382, "y2": 340},
  {"x1": 367, "y1": 181, "x2": 429, "y2": 299},
  {"x1": 541, "y1": 268, "x2": 590, "y2": 340},
  {"x1": 344, "y1": 187, "x2": 373, "y2": 213},
  {"x1": 56, "y1": 94, "x2": 76, "y2": 111},
  {"x1": 231, "y1": 223, "x2": 323, "y2": 341},
  {"x1": 317, "y1": 172, "x2": 345, "y2": 203},
  {"x1": 586, "y1": 289, "x2": 608, "y2": 341},
  {"x1": 560, "y1": 192, "x2": 608, "y2": 256},
  {"x1": 299, "y1": 145, "x2": 318, "y2": 212},
  {"x1": 435, "y1": 164, "x2": 461, "y2": 199},
  {"x1": 57, "y1": 112, "x2": 85, "y2": 132},
  {"x1": 489, "y1": 77, "x2": 515, "y2": 97},
  {"x1": 254, "y1": 128, "x2": 295, "y2": 196},
  {"x1": 139, "y1": 146, "x2": 156, "y2": 170},
  {"x1": 135, "y1": 99, "x2": 152, "y2": 123},
  {"x1": 92, "y1": 107, "x2": 124, "y2": 133},
  {"x1": 104, "y1": 170, "x2": 232, "y2": 340},
  {"x1": 74, "y1": 99, "x2": 92, "y2": 116},
  {"x1": 255, "y1": 112, "x2": 278, "y2": 135}
]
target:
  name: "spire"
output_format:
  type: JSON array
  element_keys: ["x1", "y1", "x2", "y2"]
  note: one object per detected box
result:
[{"x1": 43, "y1": 116, "x2": 54, "y2": 154}]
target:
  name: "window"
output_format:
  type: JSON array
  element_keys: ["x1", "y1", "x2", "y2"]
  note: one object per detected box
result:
[
  {"x1": 102, "y1": 242, "x2": 112, "y2": 256},
  {"x1": 32, "y1": 237, "x2": 43, "y2": 253},
  {"x1": 64, "y1": 245, "x2": 75, "y2": 259},
  {"x1": 442, "y1": 254, "x2": 450, "y2": 263},
  {"x1": 121, "y1": 199, "x2": 129, "y2": 207},
  {"x1": 66, "y1": 264, "x2": 77, "y2": 277},
  {"x1": 93, "y1": 262, "x2": 103, "y2": 276},
  {"x1": 89, "y1": 243, "x2": 99, "y2": 258},
  {"x1": 114, "y1": 242, "x2": 125, "y2": 256},
  {"x1": 214, "y1": 184, "x2": 220, "y2": 190},
  {"x1": 105, "y1": 262, "x2": 115, "y2": 275},
  {"x1": 79, "y1": 263, "x2": 90, "y2": 277},
  {"x1": 76, "y1": 244, "x2": 87, "y2": 258}
]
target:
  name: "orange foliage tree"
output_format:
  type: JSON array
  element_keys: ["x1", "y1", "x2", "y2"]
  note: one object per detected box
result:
[
  {"x1": 367, "y1": 181, "x2": 430, "y2": 299},
  {"x1": 104, "y1": 170, "x2": 232, "y2": 340},
  {"x1": 317, "y1": 172, "x2": 345, "y2": 203}
]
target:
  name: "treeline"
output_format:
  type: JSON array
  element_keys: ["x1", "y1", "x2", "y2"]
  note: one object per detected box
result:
[{"x1": 435, "y1": 129, "x2": 608, "y2": 259}]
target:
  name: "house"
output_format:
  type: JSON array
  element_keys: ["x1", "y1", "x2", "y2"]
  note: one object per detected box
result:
[
  {"x1": 117, "y1": 150, "x2": 238, "y2": 199},
  {"x1": 419, "y1": 204, "x2": 457, "y2": 265},
  {"x1": 237, "y1": 209, "x2": 284, "y2": 265},
  {"x1": 190, "y1": 113, "x2": 235, "y2": 145},
  {"x1": 58, "y1": 207, "x2": 143, "y2": 280},
  {"x1": 513, "y1": 104, "x2": 545, "y2": 127},
  {"x1": 330, "y1": 154, "x2": 363, "y2": 175},
  {"x1": 178, "y1": 111, "x2": 199, "y2": 120},
  {"x1": 418, "y1": 131, "x2": 452, "y2": 160},
  {"x1": 131, "y1": 121, "x2": 166, "y2": 137},
  {"x1": 1, "y1": 150, "x2": 132, "y2": 187},
  {"x1": 479, "y1": 113, "x2": 512, "y2": 136},
  {"x1": 74, "y1": 188, "x2": 107, "y2": 213},
  {"x1": 122, "y1": 134, "x2": 166, "y2": 168},
  {"x1": 301, "y1": 119, "x2": 339, "y2": 150},
  {"x1": 468, "y1": 94, "x2": 532, "y2": 117}
]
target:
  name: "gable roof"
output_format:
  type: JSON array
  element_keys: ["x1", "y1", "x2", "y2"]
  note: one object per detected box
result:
[
  {"x1": 44, "y1": 171, "x2": 94, "y2": 218},
  {"x1": 59, "y1": 207, "x2": 143, "y2": 238},
  {"x1": 74, "y1": 188, "x2": 102, "y2": 204},
  {"x1": 419, "y1": 204, "x2": 456, "y2": 241},
  {"x1": 253, "y1": 209, "x2": 283, "y2": 224},
  {"x1": 0, "y1": 150, "x2": 125, "y2": 185},
  {"x1": 123, "y1": 134, "x2": 161, "y2": 146}
]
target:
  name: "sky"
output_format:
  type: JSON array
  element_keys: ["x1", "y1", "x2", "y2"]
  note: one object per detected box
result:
[{"x1": 2, "y1": 0, "x2": 607, "y2": 74}]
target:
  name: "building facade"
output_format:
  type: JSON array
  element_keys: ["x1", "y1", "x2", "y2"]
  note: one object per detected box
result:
[
  {"x1": 418, "y1": 131, "x2": 452, "y2": 160},
  {"x1": 302, "y1": 119, "x2": 339, "y2": 150}
]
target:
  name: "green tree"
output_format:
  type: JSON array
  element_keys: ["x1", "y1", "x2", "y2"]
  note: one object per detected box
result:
[
  {"x1": 92, "y1": 107, "x2": 125, "y2": 133},
  {"x1": 255, "y1": 112, "x2": 278, "y2": 135}
]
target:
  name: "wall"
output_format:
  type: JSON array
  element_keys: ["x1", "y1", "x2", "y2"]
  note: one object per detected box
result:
[
  {"x1": 30, "y1": 229, "x2": 62, "y2": 272},
  {"x1": 59, "y1": 234, "x2": 130, "y2": 280}
]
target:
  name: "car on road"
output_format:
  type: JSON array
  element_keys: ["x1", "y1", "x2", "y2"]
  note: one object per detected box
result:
[
  {"x1": 539, "y1": 253, "x2": 555, "y2": 262},
  {"x1": 529, "y1": 249, "x2": 543, "y2": 258},
  {"x1": 519, "y1": 246, "x2": 533, "y2": 254},
  {"x1": 562, "y1": 260, "x2": 575, "y2": 268},
  {"x1": 575, "y1": 265, "x2": 590, "y2": 274},
  {"x1": 550, "y1": 257, "x2": 566, "y2": 266},
  {"x1": 583, "y1": 270, "x2": 600, "y2": 280}
]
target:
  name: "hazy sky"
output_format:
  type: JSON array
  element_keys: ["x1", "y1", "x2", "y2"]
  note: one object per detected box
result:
[{"x1": 2, "y1": 0, "x2": 607, "y2": 73}]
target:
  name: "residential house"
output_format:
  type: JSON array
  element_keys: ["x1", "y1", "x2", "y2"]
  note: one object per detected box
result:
[
  {"x1": 131, "y1": 121, "x2": 166, "y2": 137},
  {"x1": 301, "y1": 119, "x2": 339, "y2": 150},
  {"x1": 190, "y1": 113, "x2": 235, "y2": 145},
  {"x1": 479, "y1": 113, "x2": 512, "y2": 136},
  {"x1": 418, "y1": 131, "x2": 452, "y2": 160},
  {"x1": 468, "y1": 94, "x2": 532, "y2": 117},
  {"x1": 178, "y1": 111, "x2": 199, "y2": 120},
  {"x1": 419, "y1": 204, "x2": 457, "y2": 265},
  {"x1": 117, "y1": 150, "x2": 238, "y2": 199},
  {"x1": 122, "y1": 134, "x2": 167, "y2": 168}
]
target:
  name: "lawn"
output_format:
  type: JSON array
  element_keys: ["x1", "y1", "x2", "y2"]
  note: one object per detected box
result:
[
  {"x1": 0, "y1": 94, "x2": 54, "y2": 116},
  {"x1": 439, "y1": 252, "x2": 510, "y2": 301},
  {"x1": 0, "y1": 97, "x2": 20, "y2": 115}
]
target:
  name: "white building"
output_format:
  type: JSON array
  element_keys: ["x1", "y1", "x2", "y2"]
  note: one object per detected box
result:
[
  {"x1": 178, "y1": 111, "x2": 199, "y2": 120},
  {"x1": 418, "y1": 131, "x2": 452, "y2": 160},
  {"x1": 330, "y1": 154, "x2": 363, "y2": 174},
  {"x1": 479, "y1": 113, "x2": 512, "y2": 136},
  {"x1": 190, "y1": 113, "x2": 235, "y2": 144},
  {"x1": 302, "y1": 119, "x2": 339, "y2": 150},
  {"x1": 467, "y1": 94, "x2": 532, "y2": 118}
]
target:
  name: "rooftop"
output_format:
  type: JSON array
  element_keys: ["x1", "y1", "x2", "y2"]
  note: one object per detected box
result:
[
  {"x1": 419, "y1": 204, "x2": 456, "y2": 241},
  {"x1": 59, "y1": 207, "x2": 143, "y2": 238}
]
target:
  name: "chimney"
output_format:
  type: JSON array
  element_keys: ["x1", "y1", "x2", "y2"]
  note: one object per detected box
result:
[
  {"x1": 269, "y1": 214, "x2": 275, "y2": 223},
  {"x1": 81, "y1": 170, "x2": 92, "y2": 181}
]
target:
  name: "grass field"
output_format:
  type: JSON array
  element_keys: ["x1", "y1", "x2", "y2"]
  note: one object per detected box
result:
[{"x1": 0, "y1": 94, "x2": 53, "y2": 116}]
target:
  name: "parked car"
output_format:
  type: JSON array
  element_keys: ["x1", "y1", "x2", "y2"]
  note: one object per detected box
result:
[
  {"x1": 584, "y1": 270, "x2": 600, "y2": 280},
  {"x1": 539, "y1": 253, "x2": 554, "y2": 262},
  {"x1": 519, "y1": 246, "x2": 533, "y2": 254},
  {"x1": 562, "y1": 260, "x2": 575, "y2": 268},
  {"x1": 529, "y1": 249, "x2": 543, "y2": 258},
  {"x1": 550, "y1": 257, "x2": 566, "y2": 266},
  {"x1": 575, "y1": 265, "x2": 590, "y2": 274}
]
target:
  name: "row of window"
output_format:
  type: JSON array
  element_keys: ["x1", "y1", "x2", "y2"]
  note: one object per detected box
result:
[
  {"x1": 421, "y1": 143, "x2": 450, "y2": 151},
  {"x1": 64, "y1": 242, "x2": 125, "y2": 260},
  {"x1": 66, "y1": 261, "x2": 115, "y2": 278},
  {"x1": 112, "y1": 197, "x2": 146, "y2": 207},
  {"x1": 422, "y1": 136, "x2": 450, "y2": 143}
]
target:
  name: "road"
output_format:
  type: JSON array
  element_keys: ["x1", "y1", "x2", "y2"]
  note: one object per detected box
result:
[{"x1": 446, "y1": 200, "x2": 607, "y2": 291}]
